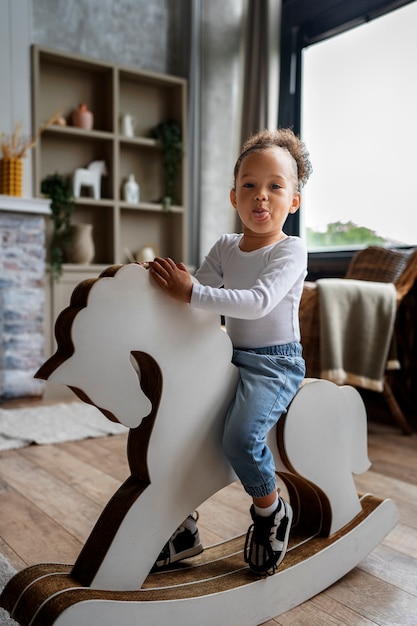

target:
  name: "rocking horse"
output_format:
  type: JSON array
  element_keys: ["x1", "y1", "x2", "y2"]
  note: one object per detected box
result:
[
  {"x1": 0, "y1": 263, "x2": 399, "y2": 626},
  {"x1": 73, "y1": 160, "x2": 107, "y2": 200}
]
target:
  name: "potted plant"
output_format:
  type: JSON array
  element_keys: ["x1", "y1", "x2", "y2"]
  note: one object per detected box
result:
[
  {"x1": 150, "y1": 120, "x2": 182, "y2": 209},
  {"x1": 41, "y1": 173, "x2": 75, "y2": 281}
]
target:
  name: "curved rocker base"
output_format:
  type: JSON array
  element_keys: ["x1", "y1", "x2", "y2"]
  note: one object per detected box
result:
[{"x1": 2, "y1": 494, "x2": 398, "y2": 626}]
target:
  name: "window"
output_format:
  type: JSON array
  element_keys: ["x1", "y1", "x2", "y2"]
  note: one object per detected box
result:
[{"x1": 300, "y1": 1, "x2": 417, "y2": 251}]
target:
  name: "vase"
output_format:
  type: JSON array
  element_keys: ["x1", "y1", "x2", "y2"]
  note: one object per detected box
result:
[
  {"x1": 120, "y1": 113, "x2": 137, "y2": 138},
  {"x1": 0, "y1": 158, "x2": 23, "y2": 196},
  {"x1": 72, "y1": 104, "x2": 94, "y2": 130},
  {"x1": 135, "y1": 245, "x2": 156, "y2": 263},
  {"x1": 67, "y1": 223, "x2": 95, "y2": 264},
  {"x1": 123, "y1": 174, "x2": 140, "y2": 203}
]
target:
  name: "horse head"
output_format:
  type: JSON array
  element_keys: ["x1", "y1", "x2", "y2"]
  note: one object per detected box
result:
[
  {"x1": 88, "y1": 160, "x2": 108, "y2": 176},
  {"x1": 36, "y1": 263, "x2": 239, "y2": 589}
]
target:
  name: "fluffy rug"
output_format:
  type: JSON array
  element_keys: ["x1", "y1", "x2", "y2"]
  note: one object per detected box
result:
[
  {"x1": 0, "y1": 401, "x2": 127, "y2": 451},
  {"x1": 0, "y1": 554, "x2": 17, "y2": 625}
]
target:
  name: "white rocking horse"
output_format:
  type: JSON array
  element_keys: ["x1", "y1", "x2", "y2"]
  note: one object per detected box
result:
[
  {"x1": 73, "y1": 160, "x2": 107, "y2": 199},
  {"x1": 0, "y1": 263, "x2": 399, "y2": 626}
]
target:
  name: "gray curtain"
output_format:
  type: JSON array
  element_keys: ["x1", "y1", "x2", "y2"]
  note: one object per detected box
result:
[
  {"x1": 236, "y1": 0, "x2": 282, "y2": 232},
  {"x1": 240, "y1": 0, "x2": 282, "y2": 142}
]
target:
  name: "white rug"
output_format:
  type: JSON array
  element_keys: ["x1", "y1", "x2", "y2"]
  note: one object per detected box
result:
[
  {"x1": 0, "y1": 401, "x2": 127, "y2": 451},
  {"x1": 0, "y1": 554, "x2": 18, "y2": 626}
]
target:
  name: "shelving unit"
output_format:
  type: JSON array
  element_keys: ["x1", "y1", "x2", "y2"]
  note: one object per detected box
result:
[
  {"x1": 32, "y1": 44, "x2": 187, "y2": 268},
  {"x1": 32, "y1": 45, "x2": 187, "y2": 371}
]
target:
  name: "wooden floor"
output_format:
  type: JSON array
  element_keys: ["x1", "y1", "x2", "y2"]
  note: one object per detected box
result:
[{"x1": 0, "y1": 397, "x2": 416, "y2": 625}]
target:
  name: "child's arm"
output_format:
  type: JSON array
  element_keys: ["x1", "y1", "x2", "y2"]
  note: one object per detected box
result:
[{"x1": 149, "y1": 257, "x2": 193, "y2": 303}]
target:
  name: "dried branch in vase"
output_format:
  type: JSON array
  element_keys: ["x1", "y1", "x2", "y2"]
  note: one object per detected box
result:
[{"x1": 0, "y1": 111, "x2": 62, "y2": 159}]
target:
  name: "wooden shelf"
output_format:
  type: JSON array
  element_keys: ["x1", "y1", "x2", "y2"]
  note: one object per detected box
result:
[
  {"x1": 32, "y1": 44, "x2": 187, "y2": 267},
  {"x1": 32, "y1": 45, "x2": 187, "y2": 357},
  {"x1": 45, "y1": 125, "x2": 115, "y2": 141},
  {"x1": 118, "y1": 201, "x2": 184, "y2": 213},
  {"x1": 118, "y1": 136, "x2": 159, "y2": 147}
]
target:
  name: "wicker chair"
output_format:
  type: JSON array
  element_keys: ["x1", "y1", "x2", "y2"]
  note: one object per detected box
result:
[{"x1": 300, "y1": 246, "x2": 417, "y2": 434}]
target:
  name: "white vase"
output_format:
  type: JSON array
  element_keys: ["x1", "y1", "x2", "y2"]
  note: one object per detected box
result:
[
  {"x1": 135, "y1": 245, "x2": 156, "y2": 263},
  {"x1": 67, "y1": 223, "x2": 95, "y2": 264},
  {"x1": 120, "y1": 113, "x2": 136, "y2": 137},
  {"x1": 124, "y1": 174, "x2": 140, "y2": 203}
]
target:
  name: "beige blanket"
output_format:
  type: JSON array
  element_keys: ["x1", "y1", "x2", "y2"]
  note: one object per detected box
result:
[{"x1": 317, "y1": 278, "x2": 398, "y2": 392}]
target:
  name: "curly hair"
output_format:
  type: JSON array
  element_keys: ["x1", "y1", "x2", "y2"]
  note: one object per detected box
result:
[{"x1": 233, "y1": 128, "x2": 313, "y2": 191}]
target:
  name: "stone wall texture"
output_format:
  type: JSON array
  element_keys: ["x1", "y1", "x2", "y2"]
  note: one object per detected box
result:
[{"x1": 0, "y1": 212, "x2": 46, "y2": 398}]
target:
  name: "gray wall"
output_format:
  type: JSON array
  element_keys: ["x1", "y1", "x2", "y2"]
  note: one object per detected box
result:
[
  {"x1": 0, "y1": 0, "x2": 33, "y2": 198},
  {"x1": 32, "y1": 0, "x2": 186, "y2": 76}
]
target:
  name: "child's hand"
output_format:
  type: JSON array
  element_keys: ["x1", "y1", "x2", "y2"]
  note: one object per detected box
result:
[{"x1": 149, "y1": 257, "x2": 193, "y2": 303}]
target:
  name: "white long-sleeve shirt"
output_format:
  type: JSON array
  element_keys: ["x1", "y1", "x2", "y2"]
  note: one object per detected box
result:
[{"x1": 191, "y1": 234, "x2": 307, "y2": 349}]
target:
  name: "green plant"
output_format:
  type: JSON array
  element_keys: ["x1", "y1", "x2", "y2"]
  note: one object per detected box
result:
[
  {"x1": 150, "y1": 120, "x2": 182, "y2": 208},
  {"x1": 41, "y1": 173, "x2": 75, "y2": 281}
]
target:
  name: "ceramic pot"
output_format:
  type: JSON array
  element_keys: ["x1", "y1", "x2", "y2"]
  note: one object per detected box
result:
[
  {"x1": 120, "y1": 113, "x2": 136, "y2": 137},
  {"x1": 72, "y1": 104, "x2": 93, "y2": 130},
  {"x1": 123, "y1": 174, "x2": 140, "y2": 203},
  {"x1": 136, "y1": 245, "x2": 156, "y2": 263},
  {"x1": 67, "y1": 223, "x2": 95, "y2": 264}
]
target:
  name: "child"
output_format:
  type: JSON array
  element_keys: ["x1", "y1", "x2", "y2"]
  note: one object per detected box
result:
[{"x1": 150, "y1": 128, "x2": 312, "y2": 576}]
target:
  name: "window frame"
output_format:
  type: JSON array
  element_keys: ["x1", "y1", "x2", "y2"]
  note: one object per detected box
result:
[{"x1": 278, "y1": 0, "x2": 415, "y2": 275}]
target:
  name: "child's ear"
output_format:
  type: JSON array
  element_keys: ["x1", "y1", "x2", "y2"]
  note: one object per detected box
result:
[
  {"x1": 289, "y1": 191, "x2": 301, "y2": 214},
  {"x1": 230, "y1": 188, "x2": 237, "y2": 209}
]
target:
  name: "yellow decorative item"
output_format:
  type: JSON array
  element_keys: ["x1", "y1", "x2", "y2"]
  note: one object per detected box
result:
[
  {"x1": 0, "y1": 157, "x2": 23, "y2": 196},
  {"x1": 0, "y1": 112, "x2": 62, "y2": 197}
]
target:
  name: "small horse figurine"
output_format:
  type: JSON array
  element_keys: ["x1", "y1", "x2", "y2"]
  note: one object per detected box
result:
[
  {"x1": 73, "y1": 160, "x2": 107, "y2": 200},
  {"x1": 0, "y1": 263, "x2": 399, "y2": 626}
]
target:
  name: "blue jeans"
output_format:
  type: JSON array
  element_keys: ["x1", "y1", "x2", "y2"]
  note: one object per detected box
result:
[{"x1": 223, "y1": 343, "x2": 305, "y2": 499}]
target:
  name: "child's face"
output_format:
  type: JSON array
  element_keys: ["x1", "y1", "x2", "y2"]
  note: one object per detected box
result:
[{"x1": 230, "y1": 147, "x2": 301, "y2": 239}]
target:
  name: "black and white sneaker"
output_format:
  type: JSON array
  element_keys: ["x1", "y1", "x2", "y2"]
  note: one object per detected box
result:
[
  {"x1": 244, "y1": 497, "x2": 293, "y2": 576},
  {"x1": 153, "y1": 512, "x2": 203, "y2": 569}
]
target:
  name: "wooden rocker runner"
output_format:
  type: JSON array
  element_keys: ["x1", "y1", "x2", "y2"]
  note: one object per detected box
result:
[{"x1": 1, "y1": 263, "x2": 399, "y2": 626}]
